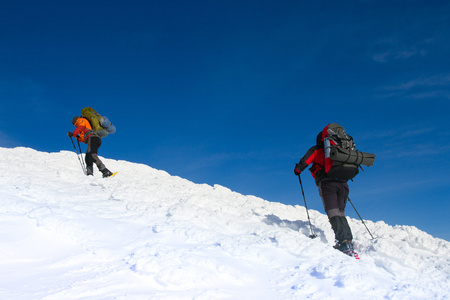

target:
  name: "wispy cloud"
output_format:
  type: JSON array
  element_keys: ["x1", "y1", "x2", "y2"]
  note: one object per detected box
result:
[
  {"x1": 370, "y1": 37, "x2": 433, "y2": 63},
  {"x1": 372, "y1": 48, "x2": 427, "y2": 63},
  {"x1": 383, "y1": 74, "x2": 450, "y2": 92},
  {"x1": 376, "y1": 74, "x2": 450, "y2": 100},
  {"x1": 362, "y1": 125, "x2": 450, "y2": 160},
  {"x1": 366, "y1": 126, "x2": 436, "y2": 140},
  {"x1": 390, "y1": 144, "x2": 450, "y2": 158},
  {"x1": 0, "y1": 131, "x2": 20, "y2": 148}
]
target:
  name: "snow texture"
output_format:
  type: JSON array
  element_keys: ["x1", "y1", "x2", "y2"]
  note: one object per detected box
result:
[{"x1": 0, "y1": 147, "x2": 448, "y2": 299}]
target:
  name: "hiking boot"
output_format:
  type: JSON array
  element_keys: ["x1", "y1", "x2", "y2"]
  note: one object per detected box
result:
[
  {"x1": 338, "y1": 240, "x2": 354, "y2": 253},
  {"x1": 86, "y1": 166, "x2": 94, "y2": 176},
  {"x1": 101, "y1": 168, "x2": 113, "y2": 178}
]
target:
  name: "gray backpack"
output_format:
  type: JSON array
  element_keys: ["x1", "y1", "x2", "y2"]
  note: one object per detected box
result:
[{"x1": 322, "y1": 123, "x2": 375, "y2": 181}]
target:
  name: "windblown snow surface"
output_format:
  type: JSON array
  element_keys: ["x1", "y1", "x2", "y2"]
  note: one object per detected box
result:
[{"x1": 0, "y1": 147, "x2": 448, "y2": 300}]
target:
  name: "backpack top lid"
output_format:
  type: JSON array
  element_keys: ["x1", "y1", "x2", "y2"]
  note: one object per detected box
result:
[
  {"x1": 322, "y1": 123, "x2": 343, "y2": 140},
  {"x1": 321, "y1": 123, "x2": 355, "y2": 150}
]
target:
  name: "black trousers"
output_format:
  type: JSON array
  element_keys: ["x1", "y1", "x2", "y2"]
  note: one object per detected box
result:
[
  {"x1": 319, "y1": 180, "x2": 349, "y2": 218},
  {"x1": 318, "y1": 180, "x2": 353, "y2": 242},
  {"x1": 85, "y1": 135, "x2": 105, "y2": 171}
]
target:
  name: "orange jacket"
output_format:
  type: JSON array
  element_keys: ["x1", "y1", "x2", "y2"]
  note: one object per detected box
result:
[{"x1": 72, "y1": 118, "x2": 93, "y2": 143}]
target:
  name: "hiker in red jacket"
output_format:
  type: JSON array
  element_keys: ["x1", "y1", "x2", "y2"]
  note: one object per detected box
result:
[
  {"x1": 294, "y1": 129, "x2": 358, "y2": 258},
  {"x1": 68, "y1": 116, "x2": 113, "y2": 178}
]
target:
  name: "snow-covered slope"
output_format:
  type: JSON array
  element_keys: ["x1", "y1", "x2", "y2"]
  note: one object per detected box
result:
[{"x1": 0, "y1": 147, "x2": 448, "y2": 299}]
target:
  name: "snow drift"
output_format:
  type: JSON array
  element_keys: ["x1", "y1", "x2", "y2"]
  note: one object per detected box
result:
[{"x1": 0, "y1": 147, "x2": 448, "y2": 299}]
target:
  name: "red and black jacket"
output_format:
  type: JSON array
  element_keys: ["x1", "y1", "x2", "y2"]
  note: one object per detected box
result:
[{"x1": 295, "y1": 144, "x2": 330, "y2": 186}]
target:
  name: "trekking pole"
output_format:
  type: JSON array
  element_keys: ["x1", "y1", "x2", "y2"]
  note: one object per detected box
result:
[
  {"x1": 69, "y1": 136, "x2": 86, "y2": 175},
  {"x1": 298, "y1": 174, "x2": 317, "y2": 239},
  {"x1": 347, "y1": 197, "x2": 375, "y2": 239},
  {"x1": 76, "y1": 139, "x2": 87, "y2": 172}
]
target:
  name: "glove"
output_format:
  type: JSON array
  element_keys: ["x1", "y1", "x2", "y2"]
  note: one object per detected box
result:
[
  {"x1": 294, "y1": 164, "x2": 301, "y2": 175},
  {"x1": 67, "y1": 132, "x2": 73, "y2": 137}
]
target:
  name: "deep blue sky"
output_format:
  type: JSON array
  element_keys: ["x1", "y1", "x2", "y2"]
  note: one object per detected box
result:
[{"x1": 1, "y1": 1, "x2": 449, "y2": 241}]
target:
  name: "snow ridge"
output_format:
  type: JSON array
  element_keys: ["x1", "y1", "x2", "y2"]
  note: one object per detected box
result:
[{"x1": 0, "y1": 147, "x2": 448, "y2": 299}]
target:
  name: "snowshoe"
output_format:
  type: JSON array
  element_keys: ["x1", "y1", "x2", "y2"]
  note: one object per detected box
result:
[
  {"x1": 101, "y1": 168, "x2": 114, "y2": 178},
  {"x1": 334, "y1": 240, "x2": 360, "y2": 260}
]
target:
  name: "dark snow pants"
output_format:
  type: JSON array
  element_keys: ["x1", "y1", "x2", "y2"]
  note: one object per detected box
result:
[
  {"x1": 318, "y1": 180, "x2": 353, "y2": 242},
  {"x1": 85, "y1": 135, "x2": 106, "y2": 171}
]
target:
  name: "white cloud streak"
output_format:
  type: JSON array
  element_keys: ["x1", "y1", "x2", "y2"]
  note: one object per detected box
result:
[{"x1": 383, "y1": 74, "x2": 450, "y2": 92}]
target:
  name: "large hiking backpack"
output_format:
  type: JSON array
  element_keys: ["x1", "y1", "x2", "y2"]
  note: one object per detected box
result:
[
  {"x1": 81, "y1": 107, "x2": 116, "y2": 138},
  {"x1": 322, "y1": 123, "x2": 375, "y2": 181}
]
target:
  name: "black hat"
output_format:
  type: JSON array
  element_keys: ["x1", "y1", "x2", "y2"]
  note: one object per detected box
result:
[
  {"x1": 316, "y1": 131, "x2": 323, "y2": 145},
  {"x1": 72, "y1": 116, "x2": 79, "y2": 125}
]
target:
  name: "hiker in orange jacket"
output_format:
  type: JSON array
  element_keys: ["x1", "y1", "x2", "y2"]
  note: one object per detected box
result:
[{"x1": 68, "y1": 116, "x2": 113, "y2": 177}]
